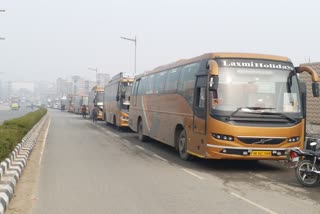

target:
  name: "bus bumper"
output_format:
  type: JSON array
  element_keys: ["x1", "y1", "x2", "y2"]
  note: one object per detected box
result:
[
  {"x1": 97, "y1": 112, "x2": 103, "y2": 120},
  {"x1": 119, "y1": 114, "x2": 129, "y2": 127},
  {"x1": 205, "y1": 144, "x2": 293, "y2": 160}
]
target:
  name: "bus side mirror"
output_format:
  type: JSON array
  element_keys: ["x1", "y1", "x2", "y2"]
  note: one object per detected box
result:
[
  {"x1": 312, "y1": 82, "x2": 320, "y2": 97},
  {"x1": 207, "y1": 60, "x2": 219, "y2": 91},
  {"x1": 209, "y1": 75, "x2": 219, "y2": 91}
]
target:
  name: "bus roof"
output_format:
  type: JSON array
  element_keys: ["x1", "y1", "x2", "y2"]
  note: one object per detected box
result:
[
  {"x1": 138, "y1": 52, "x2": 291, "y2": 78},
  {"x1": 108, "y1": 73, "x2": 134, "y2": 84},
  {"x1": 91, "y1": 85, "x2": 104, "y2": 92}
]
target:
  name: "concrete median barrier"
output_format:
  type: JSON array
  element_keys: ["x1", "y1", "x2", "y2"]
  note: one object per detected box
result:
[{"x1": 0, "y1": 114, "x2": 49, "y2": 214}]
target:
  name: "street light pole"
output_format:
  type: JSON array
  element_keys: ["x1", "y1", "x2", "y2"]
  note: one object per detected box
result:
[
  {"x1": 120, "y1": 36, "x2": 137, "y2": 75},
  {"x1": 88, "y1": 67, "x2": 98, "y2": 85},
  {"x1": 0, "y1": 9, "x2": 5, "y2": 40}
]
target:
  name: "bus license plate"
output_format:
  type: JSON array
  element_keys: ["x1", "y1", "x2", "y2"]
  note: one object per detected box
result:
[{"x1": 251, "y1": 151, "x2": 271, "y2": 157}]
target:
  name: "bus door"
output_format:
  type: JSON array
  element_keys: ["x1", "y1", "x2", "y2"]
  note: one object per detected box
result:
[
  {"x1": 193, "y1": 75, "x2": 207, "y2": 135},
  {"x1": 190, "y1": 75, "x2": 207, "y2": 155}
]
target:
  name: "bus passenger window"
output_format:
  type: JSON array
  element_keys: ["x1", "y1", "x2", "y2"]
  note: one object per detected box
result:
[
  {"x1": 154, "y1": 71, "x2": 167, "y2": 94},
  {"x1": 164, "y1": 68, "x2": 181, "y2": 93},
  {"x1": 137, "y1": 77, "x2": 146, "y2": 95},
  {"x1": 178, "y1": 62, "x2": 200, "y2": 106},
  {"x1": 145, "y1": 75, "x2": 155, "y2": 95}
]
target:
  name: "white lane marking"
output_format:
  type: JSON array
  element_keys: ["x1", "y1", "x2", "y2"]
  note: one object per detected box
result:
[
  {"x1": 249, "y1": 172, "x2": 269, "y2": 180},
  {"x1": 123, "y1": 140, "x2": 130, "y2": 143},
  {"x1": 135, "y1": 145, "x2": 145, "y2": 151},
  {"x1": 181, "y1": 168, "x2": 204, "y2": 180},
  {"x1": 39, "y1": 117, "x2": 51, "y2": 165},
  {"x1": 231, "y1": 192, "x2": 278, "y2": 214},
  {"x1": 153, "y1": 154, "x2": 168, "y2": 162},
  {"x1": 103, "y1": 129, "x2": 120, "y2": 138}
]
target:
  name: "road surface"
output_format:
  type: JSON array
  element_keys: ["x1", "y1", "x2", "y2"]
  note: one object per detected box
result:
[
  {"x1": 0, "y1": 104, "x2": 36, "y2": 124},
  {"x1": 32, "y1": 110, "x2": 320, "y2": 214}
]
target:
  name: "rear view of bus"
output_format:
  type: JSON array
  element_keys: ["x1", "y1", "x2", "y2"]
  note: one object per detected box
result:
[
  {"x1": 104, "y1": 72, "x2": 133, "y2": 127},
  {"x1": 88, "y1": 86, "x2": 104, "y2": 120},
  {"x1": 129, "y1": 53, "x2": 320, "y2": 160}
]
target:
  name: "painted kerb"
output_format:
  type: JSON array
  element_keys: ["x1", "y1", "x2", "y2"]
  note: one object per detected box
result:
[{"x1": 0, "y1": 113, "x2": 49, "y2": 214}]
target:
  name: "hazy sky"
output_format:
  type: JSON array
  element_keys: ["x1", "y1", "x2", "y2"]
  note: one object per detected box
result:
[{"x1": 1, "y1": 0, "x2": 320, "y2": 82}]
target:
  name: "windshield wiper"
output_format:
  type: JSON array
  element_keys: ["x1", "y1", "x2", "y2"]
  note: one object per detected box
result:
[
  {"x1": 229, "y1": 107, "x2": 296, "y2": 123},
  {"x1": 229, "y1": 107, "x2": 275, "y2": 118},
  {"x1": 247, "y1": 111, "x2": 297, "y2": 123}
]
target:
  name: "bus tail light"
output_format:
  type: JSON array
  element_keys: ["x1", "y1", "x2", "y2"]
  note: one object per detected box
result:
[
  {"x1": 212, "y1": 133, "x2": 234, "y2": 141},
  {"x1": 289, "y1": 151, "x2": 298, "y2": 159}
]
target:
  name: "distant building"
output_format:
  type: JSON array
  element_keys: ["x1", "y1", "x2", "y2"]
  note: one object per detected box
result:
[
  {"x1": 0, "y1": 80, "x2": 3, "y2": 100},
  {"x1": 7, "y1": 81, "x2": 35, "y2": 98},
  {"x1": 69, "y1": 76, "x2": 98, "y2": 95},
  {"x1": 84, "y1": 80, "x2": 96, "y2": 94},
  {"x1": 97, "y1": 73, "x2": 110, "y2": 86},
  {"x1": 72, "y1": 76, "x2": 89, "y2": 95},
  {"x1": 34, "y1": 81, "x2": 56, "y2": 101},
  {"x1": 299, "y1": 62, "x2": 320, "y2": 134},
  {"x1": 56, "y1": 78, "x2": 72, "y2": 97}
]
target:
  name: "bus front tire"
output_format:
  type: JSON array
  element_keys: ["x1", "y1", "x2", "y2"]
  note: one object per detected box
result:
[
  {"x1": 178, "y1": 130, "x2": 192, "y2": 161},
  {"x1": 138, "y1": 121, "x2": 147, "y2": 142}
]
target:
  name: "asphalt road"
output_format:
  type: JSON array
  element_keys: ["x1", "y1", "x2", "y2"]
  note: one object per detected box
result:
[
  {"x1": 33, "y1": 110, "x2": 320, "y2": 214},
  {"x1": 0, "y1": 104, "x2": 36, "y2": 124}
]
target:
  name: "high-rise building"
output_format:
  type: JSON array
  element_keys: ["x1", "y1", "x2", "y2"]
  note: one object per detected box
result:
[
  {"x1": 34, "y1": 81, "x2": 56, "y2": 101},
  {"x1": 56, "y1": 78, "x2": 72, "y2": 97},
  {"x1": 84, "y1": 80, "x2": 96, "y2": 94},
  {"x1": 97, "y1": 73, "x2": 110, "y2": 86},
  {"x1": 0, "y1": 80, "x2": 3, "y2": 100},
  {"x1": 71, "y1": 76, "x2": 86, "y2": 95}
]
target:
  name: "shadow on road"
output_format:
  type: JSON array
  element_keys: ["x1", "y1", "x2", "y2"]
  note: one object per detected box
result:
[{"x1": 70, "y1": 114, "x2": 320, "y2": 197}]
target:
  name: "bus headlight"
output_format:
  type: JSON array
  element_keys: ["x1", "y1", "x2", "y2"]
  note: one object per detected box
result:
[
  {"x1": 288, "y1": 137, "x2": 300, "y2": 142},
  {"x1": 212, "y1": 133, "x2": 234, "y2": 141},
  {"x1": 120, "y1": 116, "x2": 129, "y2": 121}
]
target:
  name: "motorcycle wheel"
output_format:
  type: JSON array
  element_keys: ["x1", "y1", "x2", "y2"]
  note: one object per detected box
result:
[{"x1": 295, "y1": 159, "x2": 320, "y2": 187}]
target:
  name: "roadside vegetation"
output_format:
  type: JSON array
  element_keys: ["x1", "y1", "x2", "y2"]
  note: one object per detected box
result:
[{"x1": 0, "y1": 108, "x2": 47, "y2": 162}]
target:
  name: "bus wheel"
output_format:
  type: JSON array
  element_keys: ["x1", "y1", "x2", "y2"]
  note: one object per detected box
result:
[
  {"x1": 178, "y1": 130, "x2": 191, "y2": 160},
  {"x1": 138, "y1": 120, "x2": 147, "y2": 142}
]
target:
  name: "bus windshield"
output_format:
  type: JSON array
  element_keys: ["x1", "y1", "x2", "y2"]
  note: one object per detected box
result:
[
  {"x1": 95, "y1": 92, "x2": 104, "y2": 105},
  {"x1": 212, "y1": 59, "x2": 302, "y2": 119},
  {"x1": 119, "y1": 82, "x2": 133, "y2": 111}
]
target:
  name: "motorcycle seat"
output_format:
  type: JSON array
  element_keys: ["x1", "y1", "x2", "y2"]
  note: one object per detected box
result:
[{"x1": 303, "y1": 150, "x2": 320, "y2": 156}]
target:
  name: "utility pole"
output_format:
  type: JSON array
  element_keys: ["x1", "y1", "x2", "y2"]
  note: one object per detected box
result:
[
  {"x1": 88, "y1": 68, "x2": 98, "y2": 85},
  {"x1": 120, "y1": 36, "x2": 137, "y2": 75},
  {"x1": 0, "y1": 9, "x2": 5, "y2": 40}
]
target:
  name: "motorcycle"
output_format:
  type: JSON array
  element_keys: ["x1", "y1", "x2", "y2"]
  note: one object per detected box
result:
[{"x1": 288, "y1": 142, "x2": 320, "y2": 187}]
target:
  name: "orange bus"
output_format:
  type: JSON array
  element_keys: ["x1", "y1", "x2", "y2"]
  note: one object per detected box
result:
[
  {"x1": 103, "y1": 72, "x2": 133, "y2": 127},
  {"x1": 88, "y1": 85, "x2": 104, "y2": 120},
  {"x1": 129, "y1": 53, "x2": 320, "y2": 160}
]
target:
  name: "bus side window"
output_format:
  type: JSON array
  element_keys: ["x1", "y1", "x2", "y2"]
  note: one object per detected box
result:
[
  {"x1": 164, "y1": 68, "x2": 181, "y2": 93},
  {"x1": 133, "y1": 79, "x2": 140, "y2": 106},
  {"x1": 145, "y1": 75, "x2": 155, "y2": 95},
  {"x1": 154, "y1": 71, "x2": 168, "y2": 94},
  {"x1": 137, "y1": 77, "x2": 145, "y2": 95},
  {"x1": 178, "y1": 62, "x2": 200, "y2": 106},
  {"x1": 194, "y1": 76, "x2": 207, "y2": 119}
]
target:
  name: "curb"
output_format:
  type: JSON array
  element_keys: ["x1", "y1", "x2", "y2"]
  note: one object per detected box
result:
[{"x1": 0, "y1": 113, "x2": 49, "y2": 214}]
